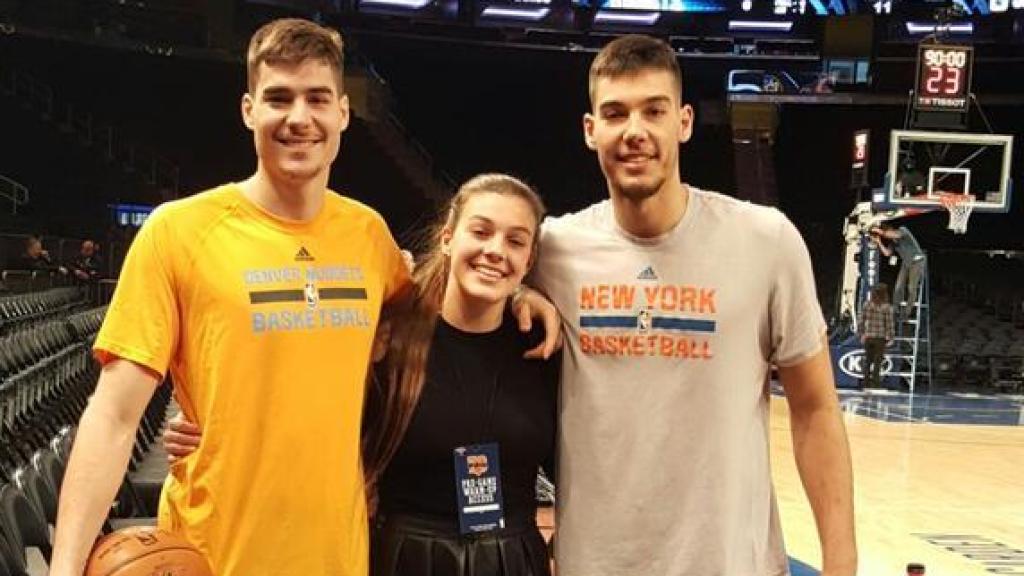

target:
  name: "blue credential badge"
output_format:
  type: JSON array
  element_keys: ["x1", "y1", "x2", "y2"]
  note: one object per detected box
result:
[{"x1": 453, "y1": 442, "x2": 505, "y2": 535}]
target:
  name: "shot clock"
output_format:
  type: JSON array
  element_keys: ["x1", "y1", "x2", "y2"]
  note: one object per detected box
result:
[{"x1": 914, "y1": 43, "x2": 973, "y2": 113}]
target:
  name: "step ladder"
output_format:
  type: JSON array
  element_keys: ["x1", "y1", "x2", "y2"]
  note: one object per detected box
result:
[{"x1": 886, "y1": 266, "x2": 932, "y2": 394}]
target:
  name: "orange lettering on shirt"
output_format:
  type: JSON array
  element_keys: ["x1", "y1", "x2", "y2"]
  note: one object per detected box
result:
[
  {"x1": 601, "y1": 335, "x2": 615, "y2": 355},
  {"x1": 596, "y1": 285, "x2": 610, "y2": 310},
  {"x1": 700, "y1": 289, "x2": 717, "y2": 314},
  {"x1": 660, "y1": 285, "x2": 678, "y2": 311},
  {"x1": 613, "y1": 285, "x2": 636, "y2": 310},
  {"x1": 626, "y1": 336, "x2": 639, "y2": 356},
  {"x1": 580, "y1": 286, "x2": 596, "y2": 310},
  {"x1": 643, "y1": 286, "x2": 659, "y2": 308},
  {"x1": 698, "y1": 339, "x2": 714, "y2": 359},
  {"x1": 614, "y1": 335, "x2": 629, "y2": 356},
  {"x1": 676, "y1": 338, "x2": 691, "y2": 358},
  {"x1": 679, "y1": 287, "x2": 698, "y2": 313},
  {"x1": 660, "y1": 336, "x2": 674, "y2": 356}
]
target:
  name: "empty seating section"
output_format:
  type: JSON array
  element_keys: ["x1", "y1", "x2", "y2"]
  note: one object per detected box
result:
[
  {"x1": 931, "y1": 252, "x2": 1024, "y2": 393},
  {"x1": 0, "y1": 288, "x2": 84, "y2": 336},
  {"x1": 0, "y1": 271, "x2": 75, "y2": 297},
  {"x1": 0, "y1": 287, "x2": 171, "y2": 574}
]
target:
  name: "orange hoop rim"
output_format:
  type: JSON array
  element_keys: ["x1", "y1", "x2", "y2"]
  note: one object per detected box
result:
[
  {"x1": 936, "y1": 192, "x2": 975, "y2": 208},
  {"x1": 935, "y1": 192, "x2": 975, "y2": 234}
]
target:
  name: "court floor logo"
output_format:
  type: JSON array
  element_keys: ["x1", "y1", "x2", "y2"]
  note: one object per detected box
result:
[
  {"x1": 915, "y1": 534, "x2": 1024, "y2": 574},
  {"x1": 838, "y1": 349, "x2": 894, "y2": 379}
]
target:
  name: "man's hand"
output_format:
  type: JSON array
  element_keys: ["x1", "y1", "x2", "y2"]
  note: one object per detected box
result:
[
  {"x1": 164, "y1": 412, "x2": 202, "y2": 463},
  {"x1": 400, "y1": 249, "x2": 415, "y2": 273},
  {"x1": 511, "y1": 286, "x2": 563, "y2": 359}
]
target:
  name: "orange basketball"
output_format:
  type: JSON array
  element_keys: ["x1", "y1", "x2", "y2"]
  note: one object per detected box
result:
[{"x1": 85, "y1": 526, "x2": 213, "y2": 576}]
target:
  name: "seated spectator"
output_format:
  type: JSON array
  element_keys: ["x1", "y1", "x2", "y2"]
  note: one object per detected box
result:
[
  {"x1": 69, "y1": 240, "x2": 103, "y2": 281},
  {"x1": 12, "y1": 236, "x2": 68, "y2": 274}
]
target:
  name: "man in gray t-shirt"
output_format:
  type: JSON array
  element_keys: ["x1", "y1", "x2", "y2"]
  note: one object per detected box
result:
[
  {"x1": 871, "y1": 225, "x2": 927, "y2": 316},
  {"x1": 529, "y1": 35, "x2": 856, "y2": 576}
]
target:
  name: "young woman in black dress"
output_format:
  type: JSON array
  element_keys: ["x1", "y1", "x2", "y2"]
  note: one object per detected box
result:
[{"x1": 363, "y1": 173, "x2": 556, "y2": 576}]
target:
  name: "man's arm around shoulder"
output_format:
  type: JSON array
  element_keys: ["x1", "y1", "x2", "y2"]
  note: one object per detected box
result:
[
  {"x1": 50, "y1": 359, "x2": 161, "y2": 576},
  {"x1": 778, "y1": 337, "x2": 857, "y2": 576}
]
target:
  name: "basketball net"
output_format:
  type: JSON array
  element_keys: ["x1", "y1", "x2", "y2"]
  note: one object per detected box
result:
[{"x1": 937, "y1": 192, "x2": 974, "y2": 234}]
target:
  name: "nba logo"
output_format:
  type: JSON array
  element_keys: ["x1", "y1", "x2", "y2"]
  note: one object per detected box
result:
[
  {"x1": 638, "y1": 308, "x2": 652, "y2": 334},
  {"x1": 304, "y1": 281, "x2": 319, "y2": 309}
]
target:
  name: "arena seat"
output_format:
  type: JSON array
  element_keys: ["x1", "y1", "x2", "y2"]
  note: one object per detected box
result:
[
  {"x1": 0, "y1": 483, "x2": 50, "y2": 565},
  {"x1": 0, "y1": 273, "x2": 31, "y2": 296},
  {"x1": 0, "y1": 527, "x2": 25, "y2": 576},
  {"x1": 0, "y1": 296, "x2": 172, "y2": 565},
  {"x1": 11, "y1": 466, "x2": 54, "y2": 528}
]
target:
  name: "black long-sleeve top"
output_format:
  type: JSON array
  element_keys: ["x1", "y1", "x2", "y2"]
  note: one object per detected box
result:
[{"x1": 377, "y1": 315, "x2": 559, "y2": 524}]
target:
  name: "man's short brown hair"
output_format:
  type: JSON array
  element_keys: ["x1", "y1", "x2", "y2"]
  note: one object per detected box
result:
[
  {"x1": 588, "y1": 34, "x2": 682, "y2": 106},
  {"x1": 246, "y1": 18, "x2": 345, "y2": 93}
]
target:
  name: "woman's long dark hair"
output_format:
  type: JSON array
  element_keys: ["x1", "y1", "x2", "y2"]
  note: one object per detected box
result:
[{"x1": 362, "y1": 173, "x2": 546, "y2": 512}]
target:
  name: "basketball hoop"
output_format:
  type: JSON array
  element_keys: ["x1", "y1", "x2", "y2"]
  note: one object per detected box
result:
[{"x1": 937, "y1": 192, "x2": 974, "y2": 234}]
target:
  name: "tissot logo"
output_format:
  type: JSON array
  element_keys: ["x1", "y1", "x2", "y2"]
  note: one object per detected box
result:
[{"x1": 838, "y1": 350, "x2": 893, "y2": 378}]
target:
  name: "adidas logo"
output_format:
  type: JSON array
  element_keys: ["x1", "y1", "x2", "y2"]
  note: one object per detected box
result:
[
  {"x1": 637, "y1": 266, "x2": 658, "y2": 281},
  {"x1": 295, "y1": 247, "x2": 315, "y2": 262}
]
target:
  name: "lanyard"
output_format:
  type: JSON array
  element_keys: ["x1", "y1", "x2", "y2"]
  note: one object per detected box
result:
[{"x1": 452, "y1": 346, "x2": 507, "y2": 443}]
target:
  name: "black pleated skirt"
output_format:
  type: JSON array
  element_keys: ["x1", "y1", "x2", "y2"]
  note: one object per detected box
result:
[{"x1": 371, "y1": 513, "x2": 552, "y2": 576}]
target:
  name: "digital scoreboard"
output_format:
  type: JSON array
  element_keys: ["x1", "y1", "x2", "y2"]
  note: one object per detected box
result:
[{"x1": 914, "y1": 43, "x2": 973, "y2": 113}]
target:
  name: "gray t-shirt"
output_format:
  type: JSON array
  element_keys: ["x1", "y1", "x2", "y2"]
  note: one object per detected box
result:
[
  {"x1": 893, "y1": 226, "x2": 925, "y2": 263},
  {"x1": 533, "y1": 188, "x2": 826, "y2": 576}
]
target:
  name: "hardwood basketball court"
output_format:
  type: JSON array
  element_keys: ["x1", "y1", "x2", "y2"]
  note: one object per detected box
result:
[{"x1": 771, "y1": 394, "x2": 1024, "y2": 576}]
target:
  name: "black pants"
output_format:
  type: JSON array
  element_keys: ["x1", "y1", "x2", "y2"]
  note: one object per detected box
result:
[
  {"x1": 863, "y1": 337, "x2": 887, "y2": 388},
  {"x1": 371, "y1": 513, "x2": 551, "y2": 576}
]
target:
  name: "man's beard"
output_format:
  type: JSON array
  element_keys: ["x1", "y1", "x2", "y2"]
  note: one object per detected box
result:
[{"x1": 614, "y1": 174, "x2": 664, "y2": 201}]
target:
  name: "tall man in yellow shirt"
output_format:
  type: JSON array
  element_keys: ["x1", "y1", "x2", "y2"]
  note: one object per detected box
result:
[{"x1": 51, "y1": 18, "x2": 411, "y2": 576}]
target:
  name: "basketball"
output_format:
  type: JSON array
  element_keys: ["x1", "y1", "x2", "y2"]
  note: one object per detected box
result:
[{"x1": 85, "y1": 526, "x2": 213, "y2": 576}]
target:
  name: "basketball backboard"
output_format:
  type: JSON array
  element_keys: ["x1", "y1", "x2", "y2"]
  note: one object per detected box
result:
[{"x1": 879, "y1": 130, "x2": 1013, "y2": 213}]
